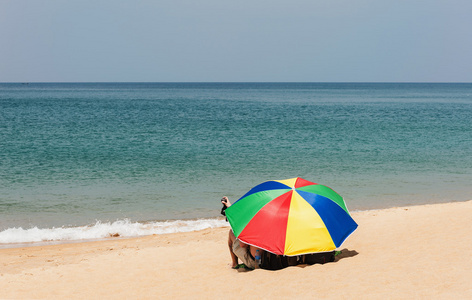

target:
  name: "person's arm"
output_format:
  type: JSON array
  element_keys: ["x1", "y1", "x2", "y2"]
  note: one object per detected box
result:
[
  {"x1": 240, "y1": 241, "x2": 262, "y2": 259},
  {"x1": 221, "y1": 196, "x2": 231, "y2": 207},
  {"x1": 249, "y1": 245, "x2": 262, "y2": 259}
]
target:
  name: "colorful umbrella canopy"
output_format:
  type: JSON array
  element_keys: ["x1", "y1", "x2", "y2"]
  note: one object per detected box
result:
[{"x1": 225, "y1": 177, "x2": 358, "y2": 256}]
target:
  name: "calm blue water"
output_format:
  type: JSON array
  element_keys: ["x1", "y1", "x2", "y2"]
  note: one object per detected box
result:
[{"x1": 1, "y1": 83, "x2": 471, "y2": 242}]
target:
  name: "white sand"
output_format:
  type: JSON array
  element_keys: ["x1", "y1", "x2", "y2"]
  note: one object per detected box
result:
[{"x1": 1, "y1": 200, "x2": 471, "y2": 299}]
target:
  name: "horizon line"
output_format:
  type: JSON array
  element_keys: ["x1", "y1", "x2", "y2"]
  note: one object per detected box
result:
[{"x1": 1, "y1": 81, "x2": 472, "y2": 84}]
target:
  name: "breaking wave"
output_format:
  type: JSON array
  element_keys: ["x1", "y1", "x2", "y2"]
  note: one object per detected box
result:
[{"x1": 0, "y1": 218, "x2": 229, "y2": 246}]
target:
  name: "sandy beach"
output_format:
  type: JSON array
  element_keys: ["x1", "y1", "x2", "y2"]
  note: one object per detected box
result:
[{"x1": 1, "y1": 200, "x2": 471, "y2": 299}]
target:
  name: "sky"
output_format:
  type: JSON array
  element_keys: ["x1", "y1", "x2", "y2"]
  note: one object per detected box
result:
[{"x1": 1, "y1": 0, "x2": 471, "y2": 82}]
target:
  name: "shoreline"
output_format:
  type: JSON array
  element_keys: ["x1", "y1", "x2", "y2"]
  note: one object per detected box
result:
[
  {"x1": 1, "y1": 200, "x2": 471, "y2": 298},
  {"x1": 2, "y1": 198, "x2": 470, "y2": 249},
  {"x1": 0, "y1": 218, "x2": 228, "y2": 248}
]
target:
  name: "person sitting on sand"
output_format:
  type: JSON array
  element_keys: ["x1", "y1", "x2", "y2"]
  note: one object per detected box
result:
[{"x1": 221, "y1": 196, "x2": 262, "y2": 269}]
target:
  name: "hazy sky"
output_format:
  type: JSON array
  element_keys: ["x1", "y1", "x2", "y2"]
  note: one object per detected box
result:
[{"x1": 1, "y1": 0, "x2": 471, "y2": 82}]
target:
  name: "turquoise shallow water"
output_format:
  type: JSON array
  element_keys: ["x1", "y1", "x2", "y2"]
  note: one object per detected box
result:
[{"x1": 1, "y1": 83, "x2": 471, "y2": 240}]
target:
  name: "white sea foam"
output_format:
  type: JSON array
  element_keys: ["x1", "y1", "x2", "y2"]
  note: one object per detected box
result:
[{"x1": 0, "y1": 218, "x2": 229, "y2": 245}]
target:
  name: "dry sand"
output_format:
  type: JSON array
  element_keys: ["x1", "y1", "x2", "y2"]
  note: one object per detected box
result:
[{"x1": 1, "y1": 200, "x2": 471, "y2": 299}]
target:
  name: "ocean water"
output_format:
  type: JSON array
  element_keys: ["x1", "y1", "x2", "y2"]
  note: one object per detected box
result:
[{"x1": 1, "y1": 83, "x2": 471, "y2": 245}]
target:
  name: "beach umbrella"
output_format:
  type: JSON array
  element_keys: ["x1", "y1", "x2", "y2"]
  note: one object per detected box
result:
[{"x1": 225, "y1": 177, "x2": 358, "y2": 256}]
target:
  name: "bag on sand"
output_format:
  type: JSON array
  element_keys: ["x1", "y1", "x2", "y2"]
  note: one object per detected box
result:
[
  {"x1": 260, "y1": 251, "x2": 289, "y2": 270},
  {"x1": 301, "y1": 251, "x2": 335, "y2": 265},
  {"x1": 260, "y1": 250, "x2": 335, "y2": 270}
]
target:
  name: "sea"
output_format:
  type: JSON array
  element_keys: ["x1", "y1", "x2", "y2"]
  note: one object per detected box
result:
[{"x1": 1, "y1": 82, "x2": 471, "y2": 246}]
